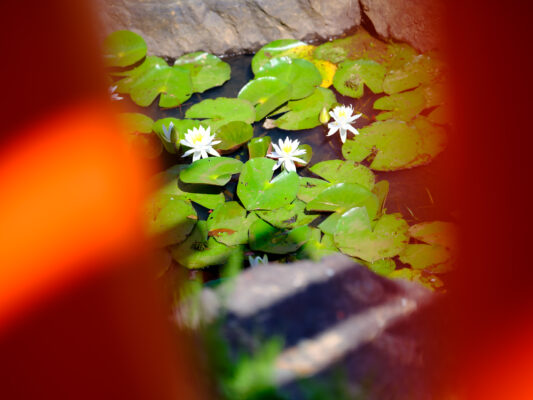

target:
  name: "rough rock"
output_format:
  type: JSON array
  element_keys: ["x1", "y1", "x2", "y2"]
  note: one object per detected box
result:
[
  {"x1": 360, "y1": 0, "x2": 445, "y2": 51},
  {"x1": 183, "y1": 255, "x2": 435, "y2": 399},
  {"x1": 96, "y1": 0, "x2": 361, "y2": 57}
]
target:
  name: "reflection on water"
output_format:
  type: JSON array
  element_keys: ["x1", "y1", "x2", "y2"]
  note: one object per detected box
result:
[{"x1": 126, "y1": 54, "x2": 456, "y2": 226}]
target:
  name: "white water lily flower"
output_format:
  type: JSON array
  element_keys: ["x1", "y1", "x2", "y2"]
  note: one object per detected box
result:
[
  {"x1": 327, "y1": 105, "x2": 362, "y2": 143},
  {"x1": 180, "y1": 125, "x2": 221, "y2": 162},
  {"x1": 108, "y1": 85, "x2": 123, "y2": 101},
  {"x1": 249, "y1": 254, "x2": 268, "y2": 267},
  {"x1": 267, "y1": 137, "x2": 307, "y2": 172},
  {"x1": 162, "y1": 121, "x2": 174, "y2": 142}
]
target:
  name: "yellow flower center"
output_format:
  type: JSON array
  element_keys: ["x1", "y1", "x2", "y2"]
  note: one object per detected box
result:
[
  {"x1": 338, "y1": 110, "x2": 346, "y2": 117},
  {"x1": 282, "y1": 144, "x2": 293, "y2": 153},
  {"x1": 192, "y1": 133, "x2": 203, "y2": 144}
]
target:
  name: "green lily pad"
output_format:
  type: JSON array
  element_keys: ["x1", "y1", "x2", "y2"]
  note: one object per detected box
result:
[
  {"x1": 399, "y1": 244, "x2": 451, "y2": 270},
  {"x1": 174, "y1": 52, "x2": 231, "y2": 93},
  {"x1": 248, "y1": 136, "x2": 272, "y2": 159},
  {"x1": 149, "y1": 165, "x2": 225, "y2": 210},
  {"x1": 215, "y1": 121, "x2": 253, "y2": 152},
  {"x1": 113, "y1": 56, "x2": 167, "y2": 91},
  {"x1": 249, "y1": 219, "x2": 311, "y2": 254},
  {"x1": 170, "y1": 221, "x2": 242, "y2": 269},
  {"x1": 256, "y1": 199, "x2": 319, "y2": 229},
  {"x1": 383, "y1": 53, "x2": 444, "y2": 94},
  {"x1": 297, "y1": 177, "x2": 331, "y2": 203},
  {"x1": 342, "y1": 119, "x2": 447, "y2": 171},
  {"x1": 317, "y1": 212, "x2": 342, "y2": 235},
  {"x1": 237, "y1": 158, "x2": 299, "y2": 211},
  {"x1": 409, "y1": 221, "x2": 458, "y2": 249},
  {"x1": 309, "y1": 160, "x2": 375, "y2": 190},
  {"x1": 372, "y1": 180, "x2": 390, "y2": 217},
  {"x1": 180, "y1": 157, "x2": 243, "y2": 186},
  {"x1": 265, "y1": 87, "x2": 336, "y2": 130},
  {"x1": 333, "y1": 59, "x2": 386, "y2": 98},
  {"x1": 103, "y1": 30, "x2": 147, "y2": 68},
  {"x1": 374, "y1": 89, "x2": 426, "y2": 121},
  {"x1": 118, "y1": 112, "x2": 154, "y2": 134},
  {"x1": 238, "y1": 77, "x2": 293, "y2": 121},
  {"x1": 206, "y1": 202, "x2": 258, "y2": 246},
  {"x1": 297, "y1": 228, "x2": 339, "y2": 261},
  {"x1": 152, "y1": 118, "x2": 204, "y2": 154},
  {"x1": 256, "y1": 57, "x2": 322, "y2": 99},
  {"x1": 366, "y1": 258, "x2": 396, "y2": 276},
  {"x1": 252, "y1": 39, "x2": 311, "y2": 74},
  {"x1": 334, "y1": 207, "x2": 409, "y2": 262},
  {"x1": 389, "y1": 268, "x2": 444, "y2": 290},
  {"x1": 185, "y1": 97, "x2": 256, "y2": 130},
  {"x1": 145, "y1": 194, "x2": 197, "y2": 247},
  {"x1": 306, "y1": 183, "x2": 379, "y2": 218},
  {"x1": 128, "y1": 63, "x2": 193, "y2": 108}
]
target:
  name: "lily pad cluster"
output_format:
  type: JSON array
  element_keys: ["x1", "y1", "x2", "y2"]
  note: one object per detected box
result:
[{"x1": 105, "y1": 29, "x2": 457, "y2": 290}]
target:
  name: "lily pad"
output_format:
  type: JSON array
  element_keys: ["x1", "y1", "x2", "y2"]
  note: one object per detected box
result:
[
  {"x1": 317, "y1": 212, "x2": 342, "y2": 235},
  {"x1": 256, "y1": 199, "x2": 319, "y2": 229},
  {"x1": 145, "y1": 194, "x2": 197, "y2": 247},
  {"x1": 103, "y1": 30, "x2": 147, "y2": 68},
  {"x1": 265, "y1": 87, "x2": 336, "y2": 130},
  {"x1": 333, "y1": 59, "x2": 386, "y2": 98},
  {"x1": 334, "y1": 207, "x2": 409, "y2": 262},
  {"x1": 206, "y1": 202, "x2": 258, "y2": 246},
  {"x1": 342, "y1": 119, "x2": 447, "y2": 171},
  {"x1": 297, "y1": 177, "x2": 331, "y2": 203},
  {"x1": 215, "y1": 121, "x2": 254, "y2": 152},
  {"x1": 408, "y1": 221, "x2": 458, "y2": 249},
  {"x1": 256, "y1": 57, "x2": 322, "y2": 99},
  {"x1": 306, "y1": 183, "x2": 379, "y2": 219},
  {"x1": 399, "y1": 244, "x2": 451, "y2": 270},
  {"x1": 249, "y1": 219, "x2": 311, "y2": 254},
  {"x1": 113, "y1": 56, "x2": 167, "y2": 92},
  {"x1": 372, "y1": 180, "x2": 390, "y2": 217},
  {"x1": 251, "y1": 39, "x2": 313, "y2": 74},
  {"x1": 297, "y1": 228, "x2": 339, "y2": 261},
  {"x1": 150, "y1": 165, "x2": 225, "y2": 210},
  {"x1": 171, "y1": 221, "x2": 242, "y2": 269},
  {"x1": 309, "y1": 160, "x2": 375, "y2": 190},
  {"x1": 180, "y1": 157, "x2": 243, "y2": 186},
  {"x1": 174, "y1": 52, "x2": 231, "y2": 93},
  {"x1": 185, "y1": 97, "x2": 256, "y2": 129},
  {"x1": 374, "y1": 89, "x2": 426, "y2": 121},
  {"x1": 152, "y1": 118, "x2": 204, "y2": 154},
  {"x1": 366, "y1": 258, "x2": 396, "y2": 276},
  {"x1": 118, "y1": 112, "x2": 154, "y2": 134},
  {"x1": 237, "y1": 158, "x2": 299, "y2": 210},
  {"x1": 238, "y1": 77, "x2": 293, "y2": 121},
  {"x1": 389, "y1": 268, "x2": 444, "y2": 290},
  {"x1": 248, "y1": 136, "x2": 272, "y2": 159}
]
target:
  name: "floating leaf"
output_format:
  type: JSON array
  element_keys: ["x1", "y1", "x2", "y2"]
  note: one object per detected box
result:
[
  {"x1": 333, "y1": 59, "x2": 386, "y2": 98},
  {"x1": 409, "y1": 221, "x2": 458, "y2": 249},
  {"x1": 132, "y1": 64, "x2": 193, "y2": 108},
  {"x1": 256, "y1": 199, "x2": 319, "y2": 229},
  {"x1": 318, "y1": 212, "x2": 341, "y2": 235},
  {"x1": 342, "y1": 118, "x2": 447, "y2": 171},
  {"x1": 256, "y1": 57, "x2": 322, "y2": 99},
  {"x1": 297, "y1": 177, "x2": 331, "y2": 203},
  {"x1": 118, "y1": 113, "x2": 154, "y2": 134},
  {"x1": 145, "y1": 194, "x2": 197, "y2": 247},
  {"x1": 238, "y1": 77, "x2": 292, "y2": 121},
  {"x1": 103, "y1": 30, "x2": 147, "y2": 68},
  {"x1": 174, "y1": 52, "x2": 231, "y2": 93},
  {"x1": 207, "y1": 202, "x2": 258, "y2": 246},
  {"x1": 185, "y1": 97, "x2": 256, "y2": 130},
  {"x1": 152, "y1": 118, "x2": 203, "y2": 154},
  {"x1": 248, "y1": 136, "x2": 272, "y2": 159},
  {"x1": 399, "y1": 244, "x2": 451, "y2": 270},
  {"x1": 309, "y1": 160, "x2": 375, "y2": 190},
  {"x1": 366, "y1": 258, "x2": 396, "y2": 276},
  {"x1": 297, "y1": 228, "x2": 339, "y2": 261},
  {"x1": 334, "y1": 207, "x2": 409, "y2": 262},
  {"x1": 237, "y1": 158, "x2": 298, "y2": 211},
  {"x1": 252, "y1": 39, "x2": 313, "y2": 74},
  {"x1": 249, "y1": 219, "x2": 311, "y2": 254},
  {"x1": 306, "y1": 183, "x2": 379, "y2": 218},
  {"x1": 180, "y1": 157, "x2": 243, "y2": 186},
  {"x1": 389, "y1": 268, "x2": 444, "y2": 290},
  {"x1": 266, "y1": 87, "x2": 336, "y2": 130},
  {"x1": 113, "y1": 56, "x2": 167, "y2": 92},
  {"x1": 170, "y1": 221, "x2": 242, "y2": 269},
  {"x1": 374, "y1": 89, "x2": 426, "y2": 121},
  {"x1": 215, "y1": 121, "x2": 253, "y2": 152},
  {"x1": 150, "y1": 165, "x2": 225, "y2": 210}
]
